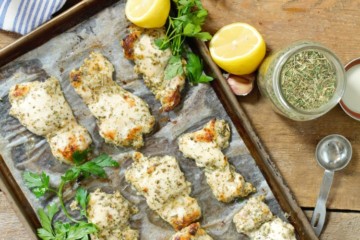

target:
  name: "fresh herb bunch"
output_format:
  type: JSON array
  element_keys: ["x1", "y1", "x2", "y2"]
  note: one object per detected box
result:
[
  {"x1": 23, "y1": 150, "x2": 119, "y2": 240},
  {"x1": 155, "y1": 0, "x2": 213, "y2": 84}
]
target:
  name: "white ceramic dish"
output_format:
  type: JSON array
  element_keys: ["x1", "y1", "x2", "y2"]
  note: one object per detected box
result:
[{"x1": 340, "y1": 58, "x2": 360, "y2": 121}]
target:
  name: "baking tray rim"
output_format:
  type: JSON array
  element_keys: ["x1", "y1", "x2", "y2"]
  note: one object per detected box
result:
[{"x1": 0, "y1": 0, "x2": 317, "y2": 239}]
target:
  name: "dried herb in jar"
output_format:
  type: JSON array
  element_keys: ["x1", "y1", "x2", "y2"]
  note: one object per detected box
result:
[{"x1": 280, "y1": 50, "x2": 337, "y2": 111}]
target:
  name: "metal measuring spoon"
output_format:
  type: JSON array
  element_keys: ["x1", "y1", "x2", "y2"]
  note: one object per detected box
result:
[{"x1": 310, "y1": 134, "x2": 352, "y2": 236}]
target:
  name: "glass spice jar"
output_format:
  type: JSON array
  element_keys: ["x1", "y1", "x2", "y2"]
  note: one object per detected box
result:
[{"x1": 257, "y1": 41, "x2": 346, "y2": 121}]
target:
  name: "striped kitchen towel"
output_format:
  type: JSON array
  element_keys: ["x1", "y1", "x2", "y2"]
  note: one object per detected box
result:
[{"x1": 0, "y1": 0, "x2": 67, "y2": 35}]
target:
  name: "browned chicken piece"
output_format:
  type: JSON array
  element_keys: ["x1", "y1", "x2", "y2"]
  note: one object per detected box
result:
[
  {"x1": 87, "y1": 189, "x2": 139, "y2": 240},
  {"x1": 249, "y1": 217, "x2": 296, "y2": 240},
  {"x1": 69, "y1": 52, "x2": 155, "y2": 149},
  {"x1": 169, "y1": 222, "x2": 213, "y2": 240},
  {"x1": 125, "y1": 152, "x2": 201, "y2": 231},
  {"x1": 178, "y1": 119, "x2": 256, "y2": 202},
  {"x1": 9, "y1": 77, "x2": 92, "y2": 164},
  {"x1": 122, "y1": 25, "x2": 186, "y2": 112},
  {"x1": 233, "y1": 195, "x2": 296, "y2": 240},
  {"x1": 232, "y1": 195, "x2": 273, "y2": 235}
]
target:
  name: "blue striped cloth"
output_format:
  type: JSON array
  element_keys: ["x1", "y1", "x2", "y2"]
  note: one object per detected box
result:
[{"x1": 0, "y1": 0, "x2": 66, "y2": 35}]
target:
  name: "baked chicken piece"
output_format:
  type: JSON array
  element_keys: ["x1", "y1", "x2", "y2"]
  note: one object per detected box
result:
[
  {"x1": 125, "y1": 152, "x2": 201, "y2": 230},
  {"x1": 170, "y1": 222, "x2": 213, "y2": 240},
  {"x1": 9, "y1": 77, "x2": 92, "y2": 164},
  {"x1": 232, "y1": 195, "x2": 273, "y2": 235},
  {"x1": 233, "y1": 196, "x2": 296, "y2": 240},
  {"x1": 87, "y1": 189, "x2": 139, "y2": 240},
  {"x1": 69, "y1": 52, "x2": 155, "y2": 149},
  {"x1": 122, "y1": 26, "x2": 186, "y2": 112},
  {"x1": 178, "y1": 119, "x2": 255, "y2": 202},
  {"x1": 249, "y1": 218, "x2": 296, "y2": 240}
]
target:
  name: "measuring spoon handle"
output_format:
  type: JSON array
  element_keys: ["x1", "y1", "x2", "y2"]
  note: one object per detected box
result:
[{"x1": 310, "y1": 170, "x2": 334, "y2": 236}]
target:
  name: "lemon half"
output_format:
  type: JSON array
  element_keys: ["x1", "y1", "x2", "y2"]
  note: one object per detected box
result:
[
  {"x1": 125, "y1": 0, "x2": 170, "y2": 28},
  {"x1": 209, "y1": 23, "x2": 266, "y2": 75}
]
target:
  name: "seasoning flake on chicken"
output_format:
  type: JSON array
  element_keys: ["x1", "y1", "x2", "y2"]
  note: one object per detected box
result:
[
  {"x1": 233, "y1": 196, "x2": 296, "y2": 240},
  {"x1": 122, "y1": 25, "x2": 186, "y2": 112},
  {"x1": 170, "y1": 222, "x2": 213, "y2": 240},
  {"x1": 125, "y1": 152, "x2": 201, "y2": 230},
  {"x1": 178, "y1": 119, "x2": 255, "y2": 202},
  {"x1": 69, "y1": 52, "x2": 155, "y2": 149},
  {"x1": 9, "y1": 77, "x2": 92, "y2": 164},
  {"x1": 87, "y1": 189, "x2": 139, "y2": 240}
]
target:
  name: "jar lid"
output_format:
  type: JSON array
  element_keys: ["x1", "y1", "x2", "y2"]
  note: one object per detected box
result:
[{"x1": 340, "y1": 58, "x2": 360, "y2": 121}]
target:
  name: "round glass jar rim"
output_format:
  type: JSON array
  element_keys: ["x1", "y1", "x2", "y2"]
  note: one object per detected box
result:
[{"x1": 272, "y1": 41, "x2": 346, "y2": 116}]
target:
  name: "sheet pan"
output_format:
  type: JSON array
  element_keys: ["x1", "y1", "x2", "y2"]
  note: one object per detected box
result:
[{"x1": 0, "y1": 0, "x2": 317, "y2": 239}]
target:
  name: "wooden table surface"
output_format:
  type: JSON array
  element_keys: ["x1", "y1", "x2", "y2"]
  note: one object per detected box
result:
[{"x1": 1, "y1": 0, "x2": 360, "y2": 239}]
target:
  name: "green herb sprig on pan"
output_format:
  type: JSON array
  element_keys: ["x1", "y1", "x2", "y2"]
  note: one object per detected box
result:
[
  {"x1": 23, "y1": 151, "x2": 119, "y2": 240},
  {"x1": 155, "y1": 0, "x2": 213, "y2": 84}
]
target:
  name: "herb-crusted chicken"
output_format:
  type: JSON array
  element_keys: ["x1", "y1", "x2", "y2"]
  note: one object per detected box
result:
[
  {"x1": 233, "y1": 196, "x2": 296, "y2": 240},
  {"x1": 170, "y1": 222, "x2": 213, "y2": 240},
  {"x1": 122, "y1": 26, "x2": 186, "y2": 112},
  {"x1": 87, "y1": 189, "x2": 139, "y2": 240},
  {"x1": 178, "y1": 119, "x2": 255, "y2": 202},
  {"x1": 249, "y1": 217, "x2": 296, "y2": 240},
  {"x1": 69, "y1": 52, "x2": 155, "y2": 149},
  {"x1": 232, "y1": 195, "x2": 273, "y2": 235},
  {"x1": 125, "y1": 152, "x2": 201, "y2": 230},
  {"x1": 9, "y1": 77, "x2": 92, "y2": 164}
]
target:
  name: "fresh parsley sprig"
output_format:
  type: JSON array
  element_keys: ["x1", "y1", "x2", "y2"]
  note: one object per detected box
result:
[
  {"x1": 23, "y1": 150, "x2": 119, "y2": 240},
  {"x1": 155, "y1": 0, "x2": 214, "y2": 84},
  {"x1": 37, "y1": 204, "x2": 97, "y2": 240}
]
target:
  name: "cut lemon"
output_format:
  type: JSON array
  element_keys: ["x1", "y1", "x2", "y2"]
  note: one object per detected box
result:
[
  {"x1": 125, "y1": 0, "x2": 170, "y2": 28},
  {"x1": 209, "y1": 23, "x2": 266, "y2": 75}
]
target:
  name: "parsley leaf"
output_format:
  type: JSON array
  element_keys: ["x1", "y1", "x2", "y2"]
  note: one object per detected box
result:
[
  {"x1": 183, "y1": 23, "x2": 201, "y2": 37},
  {"x1": 66, "y1": 222, "x2": 97, "y2": 240},
  {"x1": 75, "y1": 188, "x2": 89, "y2": 217},
  {"x1": 193, "y1": 32, "x2": 212, "y2": 41},
  {"x1": 23, "y1": 171, "x2": 51, "y2": 198},
  {"x1": 54, "y1": 222, "x2": 70, "y2": 237},
  {"x1": 37, "y1": 204, "x2": 59, "y2": 239},
  {"x1": 72, "y1": 149, "x2": 91, "y2": 166},
  {"x1": 77, "y1": 154, "x2": 118, "y2": 178},
  {"x1": 91, "y1": 154, "x2": 119, "y2": 168},
  {"x1": 37, "y1": 228, "x2": 55, "y2": 240},
  {"x1": 186, "y1": 52, "x2": 213, "y2": 83},
  {"x1": 154, "y1": 38, "x2": 169, "y2": 50},
  {"x1": 62, "y1": 168, "x2": 81, "y2": 182},
  {"x1": 165, "y1": 55, "x2": 184, "y2": 80},
  {"x1": 78, "y1": 162, "x2": 107, "y2": 178},
  {"x1": 62, "y1": 154, "x2": 118, "y2": 181}
]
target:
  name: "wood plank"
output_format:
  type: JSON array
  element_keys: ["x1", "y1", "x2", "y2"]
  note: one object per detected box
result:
[
  {"x1": 0, "y1": 191, "x2": 31, "y2": 240},
  {"x1": 304, "y1": 210, "x2": 360, "y2": 239},
  {"x1": 202, "y1": 0, "x2": 360, "y2": 210}
]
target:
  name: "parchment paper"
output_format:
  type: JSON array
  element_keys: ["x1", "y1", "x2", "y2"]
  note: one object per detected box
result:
[{"x1": 0, "y1": 1, "x2": 290, "y2": 239}]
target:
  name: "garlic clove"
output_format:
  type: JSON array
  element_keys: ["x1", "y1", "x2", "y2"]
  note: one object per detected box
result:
[{"x1": 226, "y1": 74, "x2": 254, "y2": 96}]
